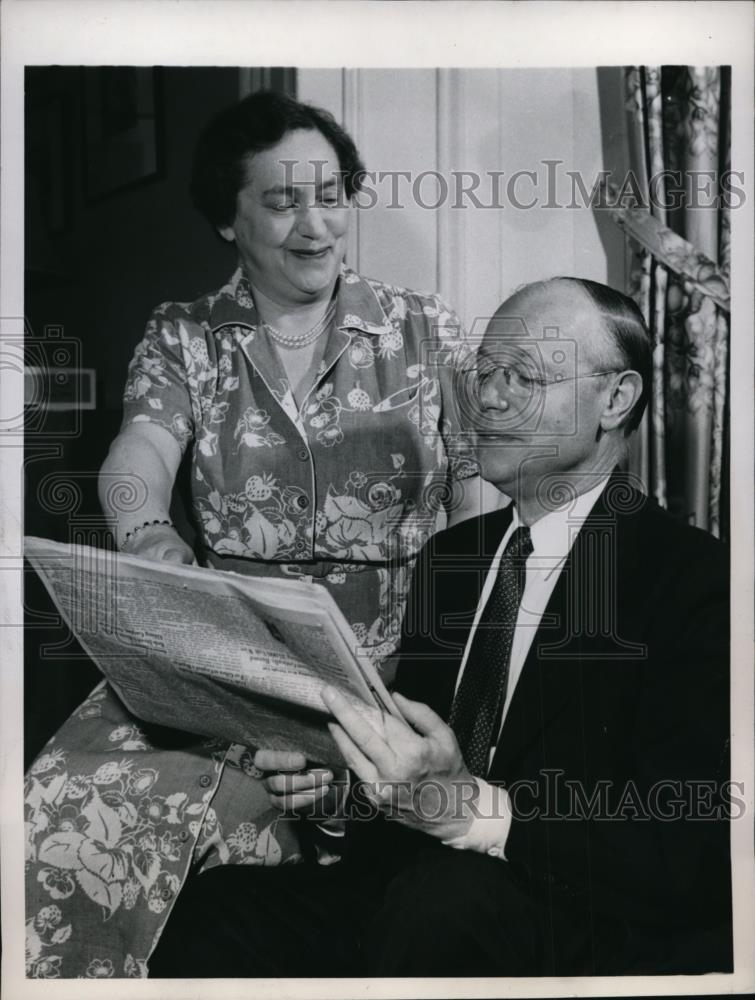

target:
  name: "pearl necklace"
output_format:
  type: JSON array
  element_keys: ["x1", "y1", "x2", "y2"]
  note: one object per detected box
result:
[{"x1": 263, "y1": 299, "x2": 337, "y2": 348}]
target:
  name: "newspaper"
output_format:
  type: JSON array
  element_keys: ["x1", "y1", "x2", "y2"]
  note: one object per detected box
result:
[{"x1": 24, "y1": 536, "x2": 400, "y2": 767}]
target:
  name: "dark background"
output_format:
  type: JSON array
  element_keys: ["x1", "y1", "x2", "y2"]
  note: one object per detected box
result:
[{"x1": 24, "y1": 66, "x2": 294, "y2": 764}]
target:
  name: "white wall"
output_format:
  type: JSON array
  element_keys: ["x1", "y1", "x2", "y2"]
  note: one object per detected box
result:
[{"x1": 299, "y1": 68, "x2": 628, "y2": 339}]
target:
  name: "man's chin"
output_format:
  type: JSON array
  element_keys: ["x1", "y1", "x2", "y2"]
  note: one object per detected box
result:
[
  {"x1": 476, "y1": 445, "x2": 550, "y2": 495},
  {"x1": 477, "y1": 457, "x2": 519, "y2": 494}
]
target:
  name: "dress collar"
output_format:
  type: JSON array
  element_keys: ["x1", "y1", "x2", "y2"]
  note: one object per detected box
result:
[
  {"x1": 206, "y1": 264, "x2": 394, "y2": 433},
  {"x1": 332, "y1": 266, "x2": 394, "y2": 336},
  {"x1": 211, "y1": 264, "x2": 393, "y2": 337}
]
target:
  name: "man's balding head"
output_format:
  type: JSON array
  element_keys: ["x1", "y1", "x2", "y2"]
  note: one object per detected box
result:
[
  {"x1": 472, "y1": 278, "x2": 650, "y2": 517},
  {"x1": 487, "y1": 277, "x2": 651, "y2": 435}
]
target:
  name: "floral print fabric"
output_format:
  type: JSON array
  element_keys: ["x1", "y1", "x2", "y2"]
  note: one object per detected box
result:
[
  {"x1": 25, "y1": 682, "x2": 304, "y2": 979},
  {"x1": 621, "y1": 66, "x2": 730, "y2": 539},
  {"x1": 123, "y1": 264, "x2": 475, "y2": 660},
  {"x1": 25, "y1": 267, "x2": 475, "y2": 977}
]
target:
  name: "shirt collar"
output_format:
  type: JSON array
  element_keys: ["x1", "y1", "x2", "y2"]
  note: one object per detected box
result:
[
  {"x1": 509, "y1": 475, "x2": 610, "y2": 568},
  {"x1": 210, "y1": 264, "x2": 393, "y2": 337}
]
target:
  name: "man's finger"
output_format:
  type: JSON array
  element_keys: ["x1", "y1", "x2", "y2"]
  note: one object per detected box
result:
[
  {"x1": 321, "y1": 688, "x2": 394, "y2": 771},
  {"x1": 328, "y1": 723, "x2": 379, "y2": 784},
  {"x1": 391, "y1": 692, "x2": 446, "y2": 736},
  {"x1": 254, "y1": 749, "x2": 308, "y2": 772}
]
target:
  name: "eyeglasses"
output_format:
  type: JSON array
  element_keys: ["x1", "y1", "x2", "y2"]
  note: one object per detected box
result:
[{"x1": 460, "y1": 358, "x2": 621, "y2": 402}]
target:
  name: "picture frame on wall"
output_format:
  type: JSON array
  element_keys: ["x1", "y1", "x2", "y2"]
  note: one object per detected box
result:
[{"x1": 82, "y1": 66, "x2": 163, "y2": 201}]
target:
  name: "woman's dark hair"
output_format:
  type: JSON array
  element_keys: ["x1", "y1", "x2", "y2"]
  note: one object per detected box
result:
[
  {"x1": 557, "y1": 277, "x2": 652, "y2": 435},
  {"x1": 190, "y1": 90, "x2": 366, "y2": 228}
]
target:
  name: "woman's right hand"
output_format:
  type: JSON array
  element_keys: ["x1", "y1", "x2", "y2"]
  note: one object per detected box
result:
[{"x1": 123, "y1": 523, "x2": 196, "y2": 565}]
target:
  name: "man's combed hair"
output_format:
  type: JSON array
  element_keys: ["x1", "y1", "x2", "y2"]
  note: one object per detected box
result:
[
  {"x1": 556, "y1": 277, "x2": 652, "y2": 435},
  {"x1": 190, "y1": 90, "x2": 366, "y2": 228}
]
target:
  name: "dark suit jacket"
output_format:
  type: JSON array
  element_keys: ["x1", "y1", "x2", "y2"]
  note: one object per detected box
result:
[{"x1": 388, "y1": 473, "x2": 732, "y2": 973}]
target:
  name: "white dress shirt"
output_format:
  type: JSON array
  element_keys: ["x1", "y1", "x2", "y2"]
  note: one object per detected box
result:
[{"x1": 443, "y1": 477, "x2": 610, "y2": 859}]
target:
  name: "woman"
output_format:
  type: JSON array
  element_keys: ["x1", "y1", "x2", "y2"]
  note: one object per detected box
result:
[{"x1": 25, "y1": 91, "x2": 482, "y2": 979}]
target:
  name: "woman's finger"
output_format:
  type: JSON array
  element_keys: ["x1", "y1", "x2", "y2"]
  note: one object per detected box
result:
[
  {"x1": 160, "y1": 545, "x2": 195, "y2": 565},
  {"x1": 264, "y1": 770, "x2": 332, "y2": 795},
  {"x1": 268, "y1": 785, "x2": 331, "y2": 811},
  {"x1": 254, "y1": 749, "x2": 308, "y2": 771}
]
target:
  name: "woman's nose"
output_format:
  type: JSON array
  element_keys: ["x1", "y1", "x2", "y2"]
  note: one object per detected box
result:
[{"x1": 296, "y1": 206, "x2": 328, "y2": 239}]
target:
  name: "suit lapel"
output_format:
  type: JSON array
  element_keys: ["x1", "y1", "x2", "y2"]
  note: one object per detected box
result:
[
  {"x1": 489, "y1": 553, "x2": 582, "y2": 777},
  {"x1": 489, "y1": 473, "x2": 648, "y2": 778},
  {"x1": 397, "y1": 504, "x2": 513, "y2": 720}
]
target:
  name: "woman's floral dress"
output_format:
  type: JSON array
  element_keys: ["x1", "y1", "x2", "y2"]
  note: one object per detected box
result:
[{"x1": 25, "y1": 265, "x2": 476, "y2": 977}]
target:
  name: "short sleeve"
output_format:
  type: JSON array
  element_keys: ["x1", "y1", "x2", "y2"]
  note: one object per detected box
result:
[
  {"x1": 428, "y1": 295, "x2": 479, "y2": 482},
  {"x1": 120, "y1": 306, "x2": 195, "y2": 454}
]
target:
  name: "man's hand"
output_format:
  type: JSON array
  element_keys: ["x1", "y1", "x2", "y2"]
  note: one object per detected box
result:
[
  {"x1": 253, "y1": 749, "x2": 334, "y2": 813},
  {"x1": 321, "y1": 686, "x2": 479, "y2": 842}
]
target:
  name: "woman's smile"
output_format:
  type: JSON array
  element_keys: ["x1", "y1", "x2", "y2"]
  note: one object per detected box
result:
[
  {"x1": 220, "y1": 129, "x2": 351, "y2": 306},
  {"x1": 288, "y1": 246, "x2": 332, "y2": 260}
]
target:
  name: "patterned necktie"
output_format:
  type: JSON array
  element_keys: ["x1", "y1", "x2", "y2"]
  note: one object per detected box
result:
[{"x1": 449, "y1": 525, "x2": 533, "y2": 777}]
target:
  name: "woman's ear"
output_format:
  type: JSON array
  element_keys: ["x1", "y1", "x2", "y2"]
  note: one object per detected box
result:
[{"x1": 599, "y1": 371, "x2": 643, "y2": 433}]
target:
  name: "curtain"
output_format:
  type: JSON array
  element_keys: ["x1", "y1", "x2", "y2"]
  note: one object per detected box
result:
[{"x1": 617, "y1": 66, "x2": 730, "y2": 540}]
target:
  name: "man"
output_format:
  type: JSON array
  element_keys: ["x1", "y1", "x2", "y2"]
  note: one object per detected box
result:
[{"x1": 150, "y1": 278, "x2": 731, "y2": 977}]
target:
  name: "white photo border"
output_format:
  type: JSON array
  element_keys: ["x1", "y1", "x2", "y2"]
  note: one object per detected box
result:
[{"x1": 2, "y1": 2, "x2": 753, "y2": 998}]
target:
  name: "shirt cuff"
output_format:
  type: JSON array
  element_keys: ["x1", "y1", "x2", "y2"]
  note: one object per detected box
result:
[{"x1": 441, "y1": 778, "x2": 512, "y2": 860}]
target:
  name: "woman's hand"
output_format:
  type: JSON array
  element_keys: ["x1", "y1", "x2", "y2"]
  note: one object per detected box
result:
[
  {"x1": 123, "y1": 523, "x2": 195, "y2": 564},
  {"x1": 254, "y1": 749, "x2": 334, "y2": 813}
]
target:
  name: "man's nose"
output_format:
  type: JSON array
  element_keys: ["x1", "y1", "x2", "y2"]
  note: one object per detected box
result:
[
  {"x1": 478, "y1": 379, "x2": 510, "y2": 413},
  {"x1": 296, "y1": 205, "x2": 329, "y2": 240}
]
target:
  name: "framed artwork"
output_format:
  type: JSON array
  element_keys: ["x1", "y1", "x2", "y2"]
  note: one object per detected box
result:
[{"x1": 82, "y1": 67, "x2": 163, "y2": 201}]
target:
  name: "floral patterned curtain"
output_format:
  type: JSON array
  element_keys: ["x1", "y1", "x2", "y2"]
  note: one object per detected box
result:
[{"x1": 618, "y1": 67, "x2": 730, "y2": 540}]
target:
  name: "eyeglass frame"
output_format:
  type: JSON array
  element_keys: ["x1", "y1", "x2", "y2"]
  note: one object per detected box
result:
[{"x1": 460, "y1": 359, "x2": 624, "y2": 400}]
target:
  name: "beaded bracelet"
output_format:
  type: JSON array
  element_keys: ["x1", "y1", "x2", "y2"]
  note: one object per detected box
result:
[{"x1": 121, "y1": 519, "x2": 175, "y2": 551}]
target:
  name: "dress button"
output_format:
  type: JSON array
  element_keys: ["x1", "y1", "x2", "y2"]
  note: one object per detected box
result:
[
  {"x1": 160, "y1": 888, "x2": 173, "y2": 901},
  {"x1": 295, "y1": 495, "x2": 309, "y2": 510},
  {"x1": 297, "y1": 448, "x2": 309, "y2": 461},
  {"x1": 179, "y1": 830, "x2": 190, "y2": 842},
  {"x1": 198, "y1": 774, "x2": 212, "y2": 788},
  {"x1": 295, "y1": 539, "x2": 306, "y2": 550},
  {"x1": 487, "y1": 846, "x2": 503, "y2": 858}
]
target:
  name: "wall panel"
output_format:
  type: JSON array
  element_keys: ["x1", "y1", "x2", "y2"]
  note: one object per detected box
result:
[{"x1": 298, "y1": 67, "x2": 627, "y2": 334}]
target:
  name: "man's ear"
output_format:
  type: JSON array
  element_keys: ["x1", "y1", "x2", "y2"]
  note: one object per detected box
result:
[
  {"x1": 217, "y1": 225, "x2": 236, "y2": 243},
  {"x1": 599, "y1": 371, "x2": 643, "y2": 433}
]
